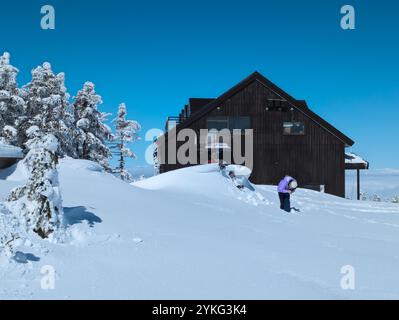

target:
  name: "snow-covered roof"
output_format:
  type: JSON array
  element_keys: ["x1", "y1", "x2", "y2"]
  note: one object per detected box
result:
[
  {"x1": 345, "y1": 153, "x2": 368, "y2": 165},
  {"x1": 345, "y1": 152, "x2": 369, "y2": 169},
  {"x1": 0, "y1": 143, "x2": 24, "y2": 159}
]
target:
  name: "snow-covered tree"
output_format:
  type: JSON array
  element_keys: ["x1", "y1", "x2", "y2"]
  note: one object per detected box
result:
[
  {"x1": 0, "y1": 205, "x2": 24, "y2": 257},
  {"x1": 0, "y1": 52, "x2": 26, "y2": 145},
  {"x1": 6, "y1": 127, "x2": 63, "y2": 239},
  {"x1": 111, "y1": 103, "x2": 141, "y2": 181},
  {"x1": 73, "y1": 82, "x2": 112, "y2": 169},
  {"x1": 21, "y1": 62, "x2": 75, "y2": 156},
  {"x1": 360, "y1": 192, "x2": 367, "y2": 201},
  {"x1": 153, "y1": 137, "x2": 160, "y2": 176},
  {"x1": 372, "y1": 194, "x2": 382, "y2": 202}
]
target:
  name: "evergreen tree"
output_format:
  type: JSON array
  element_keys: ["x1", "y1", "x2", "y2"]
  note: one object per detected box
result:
[
  {"x1": 73, "y1": 82, "x2": 112, "y2": 169},
  {"x1": 6, "y1": 127, "x2": 63, "y2": 239},
  {"x1": 0, "y1": 204, "x2": 24, "y2": 257},
  {"x1": 111, "y1": 103, "x2": 141, "y2": 181},
  {"x1": 153, "y1": 137, "x2": 160, "y2": 176},
  {"x1": 0, "y1": 52, "x2": 25, "y2": 145},
  {"x1": 21, "y1": 62, "x2": 75, "y2": 156}
]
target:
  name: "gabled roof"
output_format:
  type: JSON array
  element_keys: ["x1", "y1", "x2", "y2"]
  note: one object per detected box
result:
[
  {"x1": 166, "y1": 71, "x2": 354, "y2": 147},
  {"x1": 189, "y1": 98, "x2": 215, "y2": 109}
]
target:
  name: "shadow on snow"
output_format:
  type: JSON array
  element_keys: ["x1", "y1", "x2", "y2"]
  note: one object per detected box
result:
[
  {"x1": 64, "y1": 206, "x2": 102, "y2": 228},
  {"x1": 13, "y1": 252, "x2": 40, "y2": 264}
]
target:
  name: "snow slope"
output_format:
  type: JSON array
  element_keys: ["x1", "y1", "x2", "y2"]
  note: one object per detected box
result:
[{"x1": 1, "y1": 160, "x2": 399, "y2": 299}]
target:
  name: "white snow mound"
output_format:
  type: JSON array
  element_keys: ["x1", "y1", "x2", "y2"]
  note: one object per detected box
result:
[
  {"x1": 1, "y1": 159, "x2": 399, "y2": 300},
  {"x1": 134, "y1": 164, "x2": 251, "y2": 192}
]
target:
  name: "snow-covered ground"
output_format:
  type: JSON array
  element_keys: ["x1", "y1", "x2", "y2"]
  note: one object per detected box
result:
[{"x1": 1, "y1": 159, "x2": 399, "y2": 299}]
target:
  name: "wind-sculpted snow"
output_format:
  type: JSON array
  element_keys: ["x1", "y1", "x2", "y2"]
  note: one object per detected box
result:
[{"x1": 1, "y1": 159, "x2": 399, "y2": 299}]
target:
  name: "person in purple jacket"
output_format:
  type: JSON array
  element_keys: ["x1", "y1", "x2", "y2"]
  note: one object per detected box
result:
[{"x1": 277, "y1": 175, "x2": 298, "y2": 212}]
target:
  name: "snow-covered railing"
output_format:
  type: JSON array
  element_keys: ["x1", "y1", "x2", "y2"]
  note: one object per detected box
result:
[{"x1": 345, "y1": 152, "x2": 368, "y2": 165}]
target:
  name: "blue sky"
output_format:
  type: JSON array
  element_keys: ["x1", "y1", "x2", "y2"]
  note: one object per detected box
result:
[{"x1": 1, "y1": 0, "x2": 398, "y2": 170}]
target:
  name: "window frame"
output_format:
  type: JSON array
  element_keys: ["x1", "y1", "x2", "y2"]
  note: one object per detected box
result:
[
  {"x1": 206, "y1": 116, "x2": 251, "y2": 131},
  {"x1": 207, "y1": 117, "x2": 229, "y2": 131},
  {"x1": 282, "y1": 121, "x2": 305, "y2": 136}
]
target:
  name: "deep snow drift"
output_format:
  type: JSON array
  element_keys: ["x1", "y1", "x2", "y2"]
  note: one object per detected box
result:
[{"x1": 1, "y1": 159, "x2": 399, "y2": 299}]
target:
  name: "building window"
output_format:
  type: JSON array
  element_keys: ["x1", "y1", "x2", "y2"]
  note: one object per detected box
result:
[
  {"x1": 207, "y1": 117, "x2": 250, "y2": 131},
  {"x1": 283, "y1": 122, "x2": 305, "y2": 135}
]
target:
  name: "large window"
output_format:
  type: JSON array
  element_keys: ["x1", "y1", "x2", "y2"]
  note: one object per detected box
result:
[
  {"x1": 207, "y1": 117, "x2": 229, "y2": 131},
  {"x1": 283, "y1": 122, "x2": 305, "y2": 135},
  {"x1": 207, "y1": 116, "x2": 250, "y2": 131}
]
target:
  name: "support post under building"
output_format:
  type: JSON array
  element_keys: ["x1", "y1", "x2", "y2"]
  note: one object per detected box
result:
[{"x1": 345, "y1": 153, "x2": 369, "y2": 201}]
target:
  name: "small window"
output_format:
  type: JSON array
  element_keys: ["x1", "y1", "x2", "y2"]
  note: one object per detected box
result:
[{"x1": 283, "y1": 122, "x2": 305, "y2": 135}]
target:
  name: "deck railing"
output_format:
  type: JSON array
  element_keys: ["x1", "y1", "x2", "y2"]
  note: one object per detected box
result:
[{"x1": 166, "y1": 116, "x2": 187, "y2": 131}]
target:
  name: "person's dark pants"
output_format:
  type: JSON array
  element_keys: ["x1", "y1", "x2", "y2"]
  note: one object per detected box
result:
[{"x1": 278, "y1": 192, "x2": 291, "y2": 212}]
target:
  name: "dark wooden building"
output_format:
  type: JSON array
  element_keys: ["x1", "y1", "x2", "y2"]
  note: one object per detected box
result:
[{"x1": 158, "y1": 72, "x2": 355, "y2": 198}]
